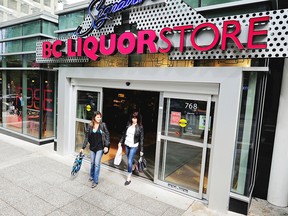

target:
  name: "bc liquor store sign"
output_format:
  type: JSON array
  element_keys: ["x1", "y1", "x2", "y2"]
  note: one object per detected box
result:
[{"x1": 36, "y1": 0, "x2": 288, "y2": 63}]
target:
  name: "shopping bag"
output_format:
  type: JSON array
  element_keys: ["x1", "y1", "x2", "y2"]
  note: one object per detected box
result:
[
  {"x1": 114, "y1": 146, "x2": 122, "y2": 165},
  {"x1": 138, "y1": 156, "x2": 147, "y2": 172},
  {"x1": 71, "y1": 152, "x2": 85, "y2": 176}
]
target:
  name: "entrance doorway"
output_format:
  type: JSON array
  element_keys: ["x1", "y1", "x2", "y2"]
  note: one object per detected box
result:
[{"x1": 101, "y1": 88, "x2": 159, "y2": 180}]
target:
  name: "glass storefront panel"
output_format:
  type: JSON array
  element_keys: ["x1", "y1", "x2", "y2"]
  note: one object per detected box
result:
[
  {"x1": 158, "y1": 140, "x2": 203, "y2": 192},
  {"x1": 5, "y1": 40, "x2": 22, "y2": 53},
  {"x1": 201, "y1": 0, "x2": 240, "y2": 7},
  {"x1": 59, "y1": 11, "x2": 85, "y2": 30},
  {"x1": 23, "y1": 38, "x2": 37, "y2": 52},
  {"x1": 5, "y1": 55, "x2": 22, "y2": 67},
  {"x1": 161, "y1": 98, "x2": 208, "y2": 143},
  {"x1": 3, "y1": 25, "x2": 22, "y2": 39},
  {"x1": 26, "y1": 71, "x2": 40, "y2": 138},
  {"x1": 183, "y1": 0, "x2": 241, "y2": 7},
  {"x1": 42, "y1": 71, "x2": 56, "y2": 139},
  {"x1": 3, "y1": 71, "x2": 22, "y2": 133},
  {"x1": 75, "y1": 90, "x2": 100, "y2": 155},
  {"x1": 23, "y1": 21, "x2": 40, "y2": 36},
  {"x1": 231, "y1": 71, "x2": 266, "y2": 196},
  {"x1": 0, "y1": 72, "x2": 2, "y2": 124},
  {"x1": 42, "y1": 21, "x2": 57, "y2": 37},
  {"x1": 76, "y1": 91, "x2": 99, "y2": 121}
]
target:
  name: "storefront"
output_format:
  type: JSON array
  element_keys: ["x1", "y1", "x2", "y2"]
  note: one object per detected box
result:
[
  {"x1": 1, "y1": 0, "x2": 285, "y2": 215},
  {"x1": 0, "y1": 12, "x2": 58, "y2": 144}
]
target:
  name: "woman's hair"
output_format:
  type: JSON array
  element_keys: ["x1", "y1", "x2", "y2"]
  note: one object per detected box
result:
[
  {"x1": 90, "y1": 111, "x2": 102, "y2": 126},
  {"x1": 129, "y1": 111, "x2": 142, "y2": 126}
]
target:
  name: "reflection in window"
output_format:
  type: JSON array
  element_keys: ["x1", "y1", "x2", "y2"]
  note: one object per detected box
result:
[
  {"x1": 76, "y1": 91, "x2": 99, "y2": 121},
  {"x1": 162, "y1": 98, "x2": 208, "y2": 143},
  {"x1": 231, "y1": 71, "x2": 266, "y2": 196}
]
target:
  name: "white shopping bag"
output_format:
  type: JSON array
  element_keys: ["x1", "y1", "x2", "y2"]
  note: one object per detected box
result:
[{"x1": 114, "y1": 146, "x2": 122, "y2": 165}]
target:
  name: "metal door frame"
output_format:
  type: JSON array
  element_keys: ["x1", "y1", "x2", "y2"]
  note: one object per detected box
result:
[{"x1": 154, "y1": 92, "x2": 217, "y2": 199}]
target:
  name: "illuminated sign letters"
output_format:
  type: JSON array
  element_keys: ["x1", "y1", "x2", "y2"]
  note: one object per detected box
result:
[{"x1": 42, "y1": 16, "x2": 269, "y2": 61}]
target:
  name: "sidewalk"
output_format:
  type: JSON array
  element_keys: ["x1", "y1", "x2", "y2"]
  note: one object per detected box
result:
[{"x1": 0, "y1": 134, "x2": 287, "y2": 216}]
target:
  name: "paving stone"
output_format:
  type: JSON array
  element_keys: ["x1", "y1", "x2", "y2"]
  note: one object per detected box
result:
[
  {"x1": 0, "y1": 205, "x2": 24, "y2": 216},
  {"x1": 0, "y1": 185, "x2": 34, "y2": 205},
  {"x1": 125, "y1": 193, "x2": 171, "y2": 215},
  {"x1": 109, "y1": 203, "x2": 154, "y2": 216},
  {"x1": 35, "y1": 187, "x2": 78, "y2": 208},
  {"x1": 81, "y1": 189, "x2": 123, "y2": 212},
  {"x1": 46, "y1": 210, "x2": 70, "y2": 216},
  {"x1": 60, "y1": 198, "x2": 106, "y2": 216},
  {"x1": 11, "y1": 195, "x2": 57, "y2": 216}
]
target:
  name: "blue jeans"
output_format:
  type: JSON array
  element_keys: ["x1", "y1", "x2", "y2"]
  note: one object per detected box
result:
[
  {"x1": 90, "y1": 149, "x2": 103, "y2": 184},
  {"x1": 125, "y1": 146, "x2": 138, "y2": 173}
]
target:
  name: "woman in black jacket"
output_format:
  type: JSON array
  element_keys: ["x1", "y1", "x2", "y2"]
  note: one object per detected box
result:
[
  {"x1": 81, "y1": 111, "x2": 110, "y2": 188},
  {"x1": 118, "y1": 111, "x2": 144, "y2": 185}
]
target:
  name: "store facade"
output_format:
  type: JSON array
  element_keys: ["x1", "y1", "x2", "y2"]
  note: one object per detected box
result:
[
  {"x1": 0, "y1": 12, "x2": 58, "y2": 144},
  {"x1": 1, "y1": 0, "x2": 287, "y2": 215}
]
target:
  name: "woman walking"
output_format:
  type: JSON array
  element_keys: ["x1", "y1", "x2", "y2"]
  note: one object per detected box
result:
[
  {"x1": 81, "y1": 111, "x2": 110, "y2": 188},
  {"x1": 118, "y1": 111, "x2": 144, "y2": 185}
]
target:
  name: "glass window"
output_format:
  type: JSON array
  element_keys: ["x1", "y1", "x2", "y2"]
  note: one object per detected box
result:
[
  {"x1": 23, "y1": 21, "x2": 41, "y2": 35},
  {"x1": 162, "y1": 98, "x2": 208, "y2": 143},
  {"x1": 59, "y1": 10, "x2": 85, "y2": 30},
  {"x1": 231, "y1": 71, "x2": 266, "y2": 196},
  {"x1": 26, "y1": 71, "x2": 40, "y2": 138},
  {"x1": 42, "y1": 20, "x2": 57, "y2": 36},
  {"x1": 0, "y1": 71, "x2": 2, "y2": 124},
  {"x1": 182, "y1": 0, "x2": 199, "y2": 8},
  {"x1": 2, "y1": 71, "x2": 22, "y2": 133},
  {"x1": 75, "y1": 90, "x2": 100, "y2": 155},
  {"x1": 158, "y1": 140, "x2": 204, "y2": 192},
  {"x1": 25, "y1": 54, "x2": 37, "y2": 67},
  {"x1": 5, "y1": 55, "x2": 22, "y2": 67},
  {"x1": 23, "y1": 38, "x2": 37, "y2": 52},
  {"x1": 4, "y1": 25, "x2": 22, "y2": 39},
  {"x1": 42, "y1": 71, "x2": 56, "y2": 139},
  {"x1": 5, "y1": 40, "x2": 22, "y2": 53},
  {"x1": 76, "y1": 91, "x2": 99, "y2": 121},
  {"x1": 201, "y1": 0, "x2": 240, "y2": 7}
]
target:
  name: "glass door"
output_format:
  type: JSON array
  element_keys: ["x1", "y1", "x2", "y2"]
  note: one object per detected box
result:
[
  {"x1": 73, "y1": 87, "x2": 102, "y2": 154},
  {"x1": 155, "y1": 93, "x2": 215, "y2": 199}
]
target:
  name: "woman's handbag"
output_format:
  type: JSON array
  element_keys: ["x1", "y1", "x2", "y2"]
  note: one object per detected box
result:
[
  {"x1": 138, "y1": 156, "x2": 147, "y2": 172},
  {"x1": 114, "y1": 146, "x2": 122, "y2": 165}
]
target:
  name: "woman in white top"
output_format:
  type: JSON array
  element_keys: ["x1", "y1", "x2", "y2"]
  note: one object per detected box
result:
[{"x1": 118, "y1": 111, "x2": 144, "y2": 185}]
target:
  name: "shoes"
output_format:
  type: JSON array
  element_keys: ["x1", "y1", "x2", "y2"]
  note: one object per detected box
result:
[
  {"x1": 88, "y1": 177, "x2": 93, "y2": 182},
  {"x1": 91, "y1": 182, "x2": 98, "y2": 188},
  {"x1": 124, "y1": 180, "x2": 131, "y2": 186}
]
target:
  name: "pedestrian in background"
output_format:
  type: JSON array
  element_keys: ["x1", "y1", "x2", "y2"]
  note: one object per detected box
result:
[
  {"x1": 80, "y1": 111, "x2": 110, "y2": 188},
  {"x1": 118, "y1": 111, "x2": 144, "y2": 185}
]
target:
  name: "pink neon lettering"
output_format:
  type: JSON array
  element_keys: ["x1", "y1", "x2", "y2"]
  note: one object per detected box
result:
[
  {"x1": 77, "y1": 38, "x2": 83, "y2": 57},
  {"x1": 159, "y1": 27, "x2": 173, "y2": 53},
  {"x1": 137, "y1": 30, "x2": 157, "y2": 54},
  {"x1": 83, "y1": 36, "x2": 99, "y2": 61},
  {"x1": 221, "y1": 20, "x2": 244, "y2": 50},
  {"x1": 191, "y1": 23, "x2": 220, "y2": 51},
  {"x1": 247, "y1": 16, "x2": 269, "y2": 49},
  {"x1": 118, "y1": 32, "x2": 136, "y2": 54},
  {"x1": 100, "y1": 34, "x2": 117, "y2": 55},
  {"x1": 42, "y1": 42, "x2": 52, "y2": 58},
  {"x1": 52, "y1": 40, "x2": 64, "y2": 58},
  {"x1": 67, "y1": 39, "x2": 77, "y2": 57},
  {"x1": 173, "y1": 25, "x2": 193, "y2": 52}
]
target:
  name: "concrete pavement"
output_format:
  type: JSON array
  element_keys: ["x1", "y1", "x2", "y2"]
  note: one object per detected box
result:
[{"x1": 0, "y1": 134, "x2": 287, "y2": 216}]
